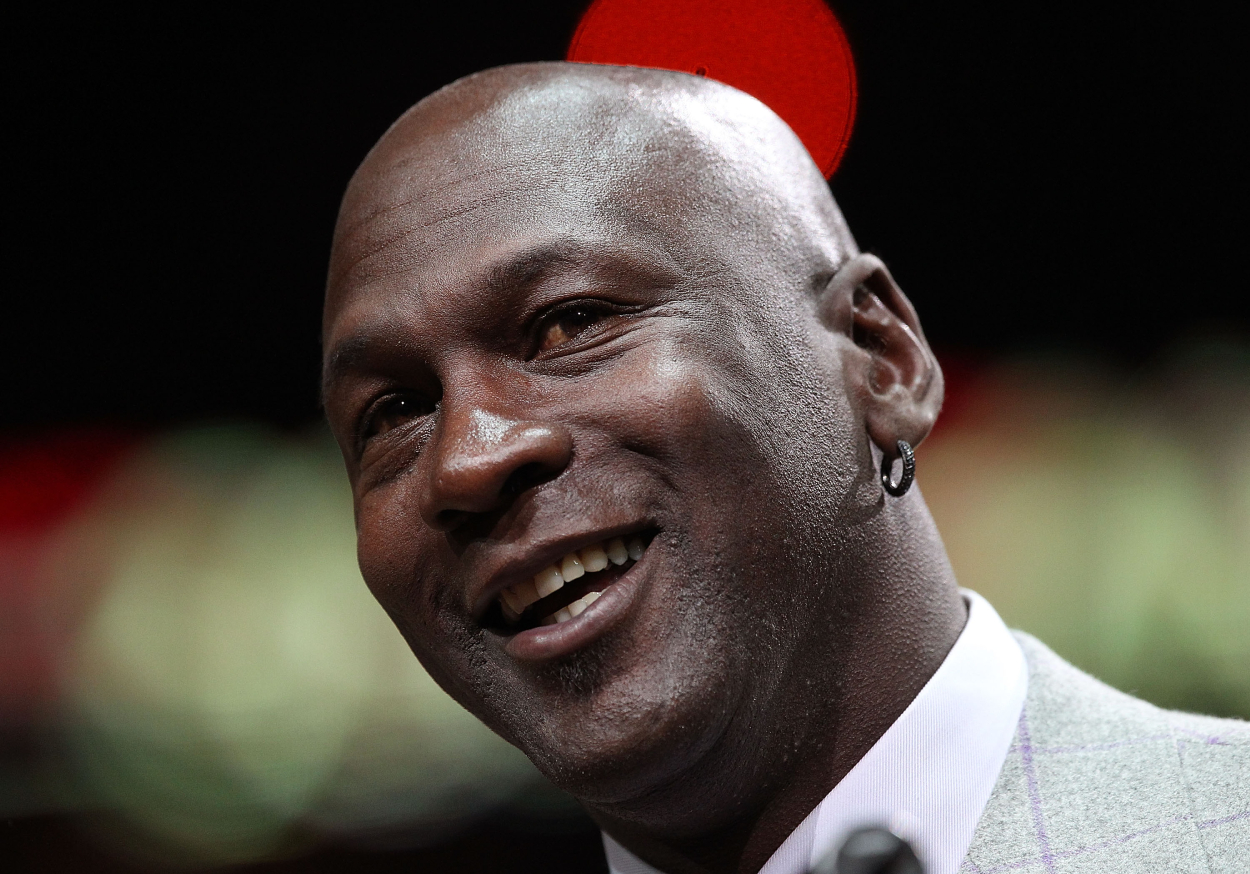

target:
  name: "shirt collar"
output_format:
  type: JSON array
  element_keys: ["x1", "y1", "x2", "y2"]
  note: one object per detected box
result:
[{"x1": 603, "y1": 589, "x2": 1027, "y2": 874}]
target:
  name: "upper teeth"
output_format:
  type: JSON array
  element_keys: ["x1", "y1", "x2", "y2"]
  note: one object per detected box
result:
[{"x1": 498, "y1": 535, "x2": 646, "y2": 625}]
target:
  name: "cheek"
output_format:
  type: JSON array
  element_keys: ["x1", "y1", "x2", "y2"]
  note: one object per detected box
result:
[
  {"x1": 354, "y1": 487, "x2": 411, "y2": 594},
  {"x1": 353, "y1": 498, "x2": 504, "y2": 716},
  {"x1": 352, "y1": 484, "x2": 446, "y2": 627},
  {"x1": 582, "y1": 345, "x2": 801, "y2": 601},
  {"x1": 583, "y1": 343, "x2": 768, "y2": 474},
  {"x1": 596, "y1": 333, "x2": 863, "y2": 591}
]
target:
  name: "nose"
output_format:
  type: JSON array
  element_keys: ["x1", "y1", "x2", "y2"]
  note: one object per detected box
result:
[{"x1": 419, "y1": 406, "x2": 573, "y2": 532}]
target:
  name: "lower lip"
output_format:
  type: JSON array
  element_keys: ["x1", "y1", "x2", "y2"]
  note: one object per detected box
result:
[{"x1": 502, "y1": 557, "x2": 646, "y2": 661}]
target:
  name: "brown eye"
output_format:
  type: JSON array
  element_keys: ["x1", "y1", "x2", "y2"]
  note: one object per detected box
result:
[
  {"x1": 539, "y1": 304, "x2": 606, "y2": 351},
  {"x1": 365, "y1": 394, "x2": 432, "y2": 441}
]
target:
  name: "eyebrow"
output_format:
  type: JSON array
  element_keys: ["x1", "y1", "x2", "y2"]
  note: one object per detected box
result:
[
  {"x1": 485, "y1": 240, "x2": 584, "y2": 296},
  {"x1": 320, "y1": 334, "x2": 373, "y2": 406},
  {"x1": 321, "y1": 242, "x2": 587, "y2": 399},
  {"x1": 321, "y1": 238, "x2": 681, "y2": 401}
]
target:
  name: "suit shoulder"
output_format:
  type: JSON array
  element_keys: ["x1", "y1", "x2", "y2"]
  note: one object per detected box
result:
[
  {"x1": 963, "y1": 633, "x2": 1248, "y2": 873},
  {"x1": 1014, "y1": 630, "x2": 1249, "y2": 747}
]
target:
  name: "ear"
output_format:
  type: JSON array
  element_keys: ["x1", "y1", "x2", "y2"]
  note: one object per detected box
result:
[{"x1": 818, "y1": 253, "x2": 944, "y2": 458}]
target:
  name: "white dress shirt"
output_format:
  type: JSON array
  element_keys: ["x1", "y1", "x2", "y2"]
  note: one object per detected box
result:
[{"x1": 603, "y1": 590, "x2": 1028, "y2": 874}]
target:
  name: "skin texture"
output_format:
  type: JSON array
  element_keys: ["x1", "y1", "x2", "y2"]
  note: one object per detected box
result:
[{"x1": 322, "y1": 62, "x2": 966, "y2": 874}]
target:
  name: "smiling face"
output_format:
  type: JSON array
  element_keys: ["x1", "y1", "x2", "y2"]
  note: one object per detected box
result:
[{"x1": 322, "y1": 64, "x2": 944, "y2": 831}]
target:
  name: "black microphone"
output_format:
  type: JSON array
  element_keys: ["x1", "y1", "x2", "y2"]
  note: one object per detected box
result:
[{"x1": 809, "y1": 826, "x2": 923, "y2": 874}]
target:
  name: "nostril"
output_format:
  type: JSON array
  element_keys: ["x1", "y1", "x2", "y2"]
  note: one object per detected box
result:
[
  {"x1": 431, "y1": 462, "x2": 553, "y2": 534},
  {"x1": 435, "y1": 508, "x2": 469, "y2": 530},
  {"x1": 501, "y1": 461, "x2": 549, "y2": 500}
]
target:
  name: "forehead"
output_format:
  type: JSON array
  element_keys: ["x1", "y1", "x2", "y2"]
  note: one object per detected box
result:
[
  {"x1": 329, "y1": 81, "x2": 744, "y2": 305},
  {"x1": 351, "y1": 68, "x2": 855, "y2": 288},
  {"x1": 322, "y1": 67, "x2": 849, "y2": 369}
]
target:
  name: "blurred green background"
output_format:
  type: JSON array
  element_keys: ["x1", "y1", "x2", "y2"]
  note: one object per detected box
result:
[
  {"x1": 2, "y1": 343, "x2": 1246, "y2": 869},
  {"x1": 923, "y1": 344, "x2": 1250, "y2": 721}
]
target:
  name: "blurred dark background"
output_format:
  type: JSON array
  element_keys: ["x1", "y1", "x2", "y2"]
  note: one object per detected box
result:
[
  {"x1": 6, "y1": 0, "x2": 1245, "y2": 430},
  {"x1": 3, "y1": 2, "x2": 1247, "y2": 872}
]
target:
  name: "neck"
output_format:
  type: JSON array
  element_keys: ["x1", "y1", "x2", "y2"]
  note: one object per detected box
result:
[{"x1": 589, "y1": 494, "x2": 967, "y2": 874}]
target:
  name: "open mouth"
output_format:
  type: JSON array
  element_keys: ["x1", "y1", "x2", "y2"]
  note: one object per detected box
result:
[{"x1": 483, "y1": 531, "x2": 654, "y2": 633}]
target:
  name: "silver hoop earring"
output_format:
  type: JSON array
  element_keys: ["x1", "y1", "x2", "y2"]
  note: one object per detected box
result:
[{"x1": 880, "y1": 439, "x2": 915, "y2": 497}]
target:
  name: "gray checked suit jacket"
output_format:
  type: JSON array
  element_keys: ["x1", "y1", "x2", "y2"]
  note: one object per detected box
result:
[{"x1": 962, "y1": 633, "x2": 1249, "y2": 873}]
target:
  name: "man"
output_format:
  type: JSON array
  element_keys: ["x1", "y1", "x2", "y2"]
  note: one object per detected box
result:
[{"x1": 320, "y1": 63, "x2": 1248, "y2": 874}]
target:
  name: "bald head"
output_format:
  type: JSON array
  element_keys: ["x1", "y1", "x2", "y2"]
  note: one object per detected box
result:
[{"x1": 327, "y1": 62, "x2": 857, "y2": 314}]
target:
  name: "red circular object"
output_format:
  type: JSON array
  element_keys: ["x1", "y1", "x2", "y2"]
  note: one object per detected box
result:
[{"x1": 567, "y1": 0, "x2": 858, "y2": 178}]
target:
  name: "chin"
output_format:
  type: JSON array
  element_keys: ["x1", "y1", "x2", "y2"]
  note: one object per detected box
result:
[{"x1": 505, "y1": 635, "x2": 745, "y2": 809}]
